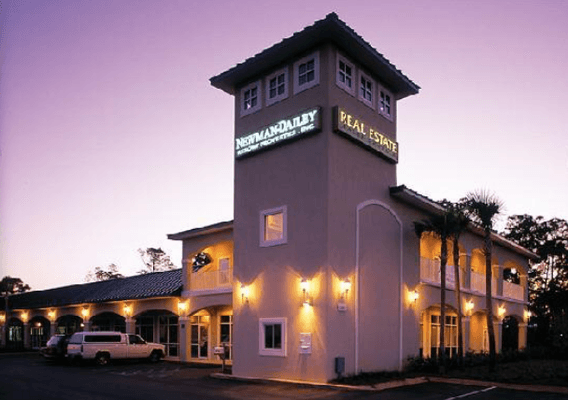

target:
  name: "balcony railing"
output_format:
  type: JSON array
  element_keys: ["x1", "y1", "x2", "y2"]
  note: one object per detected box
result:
[
  {"x1": 420, "y1": 258, "x2": 463, "y2": 288},
  {"x1": 470, "y1": 271, "x2": 498, "y2": 296},
  {"x1": 503, "y1": 281, "x2": 524, "y2": 301},
  {"x1": 190, "y1": 268, "x2": 233, "y2": 292}
]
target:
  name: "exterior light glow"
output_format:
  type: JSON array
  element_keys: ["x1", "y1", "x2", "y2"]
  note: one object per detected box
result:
[
  {"x1": 178, "y1": 301, "x2": 188, "y2": 313},
  {"x1": 411, "y1": 290, "x2": 419, "y2": 302},
  {"x1": 241, "y1": 284, "x2": 250, "y2": 303},
  {"x1": 301, "y1": 279, "x2": 311, "y2": 306},
  {"x1": 498, "y1": 306, "x2": 506, "y2": 317},
  {"x1": 48, "y1": 310, "x2": 56, "y2": 321},
  {"x1": 21, "y1": 312, "x2": 29, "y2": 323},
  {"x1": 123, "y1": 304, "x2": 132, "y2": 318},
  {"x1": 465, "y1": 300, "x2": 474, "y2": 314},
  {"x1": 81, "y1": 307, "x2": 90, "y2": 319},
  {"x1": 524, "y1": 309, "x2": 532, "y2": 321},
  {"x1": 0, "y1": 313, "x2": 5, "y2": 324},
  {"x1": 340, "y1": 279, "x2": 351, "y2": 298}
]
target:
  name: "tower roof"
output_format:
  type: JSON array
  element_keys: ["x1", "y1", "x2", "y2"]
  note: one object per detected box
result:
[{"x1": 210, "y1": 13, "x2": 420, "y2": 99}]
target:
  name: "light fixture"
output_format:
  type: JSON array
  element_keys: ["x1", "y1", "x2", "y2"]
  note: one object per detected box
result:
[
  {"x1": 340, "y1": 279, "x2": 351, "y2": 299},
  {"x1": 498, "y1": 305, "x2": 506, "y2": 317},
  {"x1": 524, "y1": 309, "x2": 532, "y2": 321},
  {"x1": 241, "y1": 284, "x2": 250, "y2": 303},
  {"x1": 178, "y1": 301, "x2": 188, "y2": 316},
  {"x1": 411, "y1": 290, "x2": 419, "y2": 303},
  {"x1": 301, "y1": 279, "x2": 311, "y2": 306},
  {"x1": 0, "y1": 313, "x2": 5, "y2": 324},
  {"x1": 21, "y1": 311, "x2": 29, "y2": 323},
  {"x1": 123, "y1": 304, "x2": 132, "y2": 318},
  {"x1": 48, "y1": 309, "x2": 56, "y2": 321},
  {"x1": 465, "y1": 300, "x2": 474, "y2": 314}
]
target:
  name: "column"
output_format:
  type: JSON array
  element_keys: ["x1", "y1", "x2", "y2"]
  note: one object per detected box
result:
[
  {"x1": 126, "y1": 318, "x2": 136, "y2": 334},
  {"x1": 495, "y1": 321, "x2": 503, "y2": 353},
  {"x1": 50, "y1": 323, "x2": 56, "y2": 338},
  {"x1": 518, "y1": 323, "x2": 527, "y2": 351},
  {"x1": 24, "y1": 322, "x2": 31, "y2": 350},
  {"x1": 463, "y1": 316, "x2": 471, "y2": 353},
  {"x1": 179, "y1": 316, "x2": 189, "y2": 362},
  {"x1": 464, "y1": 252, "x2": 472, "y2": 290},
  {"x1": 493, "y1": 264, "x2": 503, "y2": 298},
  {"x1": 82, "y1": 321, "x2": 91, "y2": 332}
]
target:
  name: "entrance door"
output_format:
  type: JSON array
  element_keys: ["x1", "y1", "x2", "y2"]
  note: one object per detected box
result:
[{"x1": 190, "y1": 315, "x2": 209, "y2": 359}]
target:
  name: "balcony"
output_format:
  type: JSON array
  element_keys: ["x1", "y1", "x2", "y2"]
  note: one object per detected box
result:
[
  {"x1": 420, "y1": 258, "x2": 463, "y2": 289},
  {"x1": 470, "y1": 271, "x2": 498, "y2": 296},
  {"x1": 190, "y1": 268, "x2": 233, "y2": 292},
  {"x1": 503, "y1": 281, "x2": 524, "y2": 301}
]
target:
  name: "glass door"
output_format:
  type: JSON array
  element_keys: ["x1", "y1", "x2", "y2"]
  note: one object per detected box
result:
[{"x1": 190, "y1": 315, "x2": 209, "y2": 359}]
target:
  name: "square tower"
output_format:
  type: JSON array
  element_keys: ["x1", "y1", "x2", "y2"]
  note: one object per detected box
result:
[{"x1": 211, "y1": 13, "x2": 419, "y2": 382}]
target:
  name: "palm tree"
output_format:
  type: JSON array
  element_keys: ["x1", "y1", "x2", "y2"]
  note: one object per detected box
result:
[
  {"x1": 415, "y1": 214, "x2": 452, "y2": 371},
  {"x1": 466, "y1": 190, "x2": 504, "y2": 370},
  {"x1": 444, "y1": 201, "x2": 470, "y2": 368}
]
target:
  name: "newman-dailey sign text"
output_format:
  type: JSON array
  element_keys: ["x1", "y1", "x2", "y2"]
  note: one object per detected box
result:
[
  {"x1": 235, "y1": 107, "x2": 321, "y2": 158},
  {"x1": 333, "y1": 107, "x2": 398, "y2": 163}
]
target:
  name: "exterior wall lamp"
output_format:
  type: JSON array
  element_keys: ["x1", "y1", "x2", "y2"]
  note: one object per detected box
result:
[
  {"x1": 410, "y1": 290, "x2": 419, "y2": 303},
  {"x1": 178, "y1": 301, "x2": 188, "y2": 316},
  {"x1": 524, "y1": 309, "x2": 532, "y2": 321},
  {"x1": 465, "y1": 300, "x2": 474, "y2": 315},
  {"x1": 301, "y1": 279, "x2": 311, "y2": 306},
  {"x1": 241, "y1": 284, "x2": 250, "y2": 303},
  {"x1": 123, "y1": 304, "x2": 132, "y2": 318},
  {"x1": 21, "y1": 311, "x2": 29, "y2": 323},
  {"x1": 47, "y1": 309, "x2": 56, "y2": 322},
  {"x1": 498, "y1": 305, "x2": 506, "y2": 318},
  {"x1": 81, "y1": 307, "x2": 90, "y2": 319},
  {"x1": 340, "y1": 279, "x2": 351, "y2": 299},
  {"x1": 0, "y1": 313, "x2": 5, "y2": 324}
]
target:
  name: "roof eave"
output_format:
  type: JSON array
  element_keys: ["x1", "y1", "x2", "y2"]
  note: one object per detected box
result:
[{"x1": 168, "y1": 220, "x2": 234, "y2": 241}]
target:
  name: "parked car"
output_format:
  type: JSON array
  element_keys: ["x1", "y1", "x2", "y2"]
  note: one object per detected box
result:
[
  {"x1": 40, "y1": 334, "x2": 69, "y2": 361},
  {"x1": 66, "y1": 331, "x2": 165, "y2": 365}
]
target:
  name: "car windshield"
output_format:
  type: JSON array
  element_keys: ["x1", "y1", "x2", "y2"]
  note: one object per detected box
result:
[{"x1": 46, "y1": 336, "x2": 63, "y2": 346}]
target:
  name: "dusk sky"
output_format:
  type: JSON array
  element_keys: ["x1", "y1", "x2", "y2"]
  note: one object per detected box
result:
[{"x1": 1, "y1": 0, "x2": 567, "y2": 291}]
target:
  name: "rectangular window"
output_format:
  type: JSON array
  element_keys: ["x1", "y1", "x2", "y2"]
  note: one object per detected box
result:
[
  {"x1": 336, "y1": 54, "x2": 355, "y2": 95},
  {"x1": 260, "y1": 206, "x2": 287, "y2": 247},
  {"x1": 259, "y1": 317, "x2": 286, "y2": 356},
  {"x1": 430, "y1": 314, "x2": 458, "y2": 359},
  {"x1": 359, "y1": 72, "x2": 375, "y2": 109},
  {"x1": 219, "y1": 315, "x2": 233, "y2": 360},
  {"x1": 379, "y1": 90, "x2": 392, "y2": 118},
  {"x1": 294, "y1": 52, "x2": 319, "y2": 94},
  {"x1": 266, "y1": 68, "x2": 288, "y2": 106},
  {"x1": 240, "y1": 81, "x2": 261, "y2": 116}
]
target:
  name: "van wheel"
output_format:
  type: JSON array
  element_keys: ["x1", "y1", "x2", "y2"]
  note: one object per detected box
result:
[
  {"x1": 149, "y1": 351, "x2": 161, "y2": 363},
  {"x1": 95, "y1": 353, "x2": 110, "y2": 366}
]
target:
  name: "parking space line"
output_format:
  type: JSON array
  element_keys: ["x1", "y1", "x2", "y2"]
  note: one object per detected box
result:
[{"x1": 445, "y1": 386, "x2": 497, "y2": 400}]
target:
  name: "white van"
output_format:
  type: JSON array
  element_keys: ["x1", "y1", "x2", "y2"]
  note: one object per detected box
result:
[{"x1": 66, "y1": 332, "x2": 165, "y2": 365}]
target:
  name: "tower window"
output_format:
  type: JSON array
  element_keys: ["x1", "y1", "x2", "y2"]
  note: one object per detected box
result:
[
  {"x1": 379, "y1": 89, "x2": 392, "y2": 118},
  {"x1": 240, "y1": 81, "x2": 261, "y2": 116},
  {"x1": 260, "y1": 206, "x2": 287, "y2": 247},
  {"x1": 359, "y1": 73, "x2": 374, "y2": 108},
  {"x1": 293, "y1": 52, "x2": 319, "y2": 94},
  {"x1": 266, "y1": 68, "x2": 288, "y2": 106},
  {"x1": 336, "y1": 54, "x2": 355, "y2": 95}
]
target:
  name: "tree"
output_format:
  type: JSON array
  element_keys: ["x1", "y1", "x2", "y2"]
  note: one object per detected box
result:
[
  {"x1": 85, "y1": 264, "x2": 124, "y2": 282},
  {"x1": 465, "y1": 190, "x2": 504, "y2": 370},
  {"x1": 415, "y1": 213, "x2": 452, "y2": 370},
  {"x1": 441, "y1": 200, "x2": 470, "y2": 368},
  {"x1": 1, "y1": 276, "x2": 31, "y2": 316},
  {"x1": 137, "y1": 247, "x2": 176, "y2": 274},
  {"x1": 503, "y1": 215, "x2": 568, "y2": 349}
]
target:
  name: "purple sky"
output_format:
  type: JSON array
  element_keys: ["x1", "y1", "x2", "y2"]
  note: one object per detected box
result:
[{"x1": 1, "y1": 0, "x2": 567, "y2": 290}]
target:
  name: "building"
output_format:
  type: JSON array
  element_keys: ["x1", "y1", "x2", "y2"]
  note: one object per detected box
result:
[{"x1": 0, "y1": 13, "x2": 534, "y2": 383}]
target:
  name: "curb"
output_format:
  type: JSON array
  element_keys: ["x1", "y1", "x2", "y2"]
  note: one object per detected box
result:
[
  {"x1": 212, "y1": 373, "x2": 568, "y2": 394},
  {"x1": 211, "y1": 373, "x2": 427, "y2": 391},
  {"x1": 427, "y1": 376, "x2": 568, "y2": 395}
]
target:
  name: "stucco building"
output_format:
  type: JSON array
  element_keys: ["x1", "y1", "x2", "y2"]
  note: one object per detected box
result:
[{"x1": 1, "y1": 13, "x2": 534, "y2": 383}]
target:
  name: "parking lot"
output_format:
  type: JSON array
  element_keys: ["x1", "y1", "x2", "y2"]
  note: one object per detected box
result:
[{"x1": 1, "y1": 353, "x2": 567, "y2": 400}]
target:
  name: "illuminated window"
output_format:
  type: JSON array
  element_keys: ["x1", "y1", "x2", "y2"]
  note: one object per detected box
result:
[
  {"x1": 379, "y1": 89, "x2": 392, "y2": 118},
  {"x1": 259, "y1": 317, "x2": 286, "y2": 357},
  {"x1": 260, "y1": 206, "x2": 287, "y2": 247},
  {"x1": 240, "y1": 81, "x2": 261, "y2": 116},
  {"x1": 359, "y1": 72, "x2": 374, "y2": 108},
  {"x1": 266, "y1": 68, "x2": 288, "y2": 106},
  {"x1": 336, "y1": 55, "x2": 354, "y2": 94},
  {"x1": 294, "y1": 52, "x2": 319, "y2": 94},
  {"x1": 430, "y1": 314, "x2": 458, "y2": 359}
]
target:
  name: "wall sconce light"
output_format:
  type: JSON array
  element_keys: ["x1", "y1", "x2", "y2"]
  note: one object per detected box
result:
[
  {"x1": 48, "y1": 309, "x2": 56, "y2": 321},
  {"x1": 301, "y1": 279, "x2": 311, "y2": 306},
  {"x1": 340, "y1": 279, "x2": 351, "y2": 299},
  {"x1": 465, "y1": 300, "x2": 474, "y2": 315},
  {"x1": 123, "y1": 304, "x2": 132, "y2": 318},
  {"x1": 0, "y1": 313, "x2": 5, "y2": 324},
  {"x1": 178, "y1": 301, "x2": 188, "y2": 316},
  {"x1": 498, "y1": 305, "x2": 506, "y2": 318},
  {"x1": 21, "y1": 311, "x2": 29, "y2": 323},
  {"x1": 410, "y1": 290, "x2": 419, "y2": 303},
  {"x1": 241, "y1": 284, "x2": 250, "y2": 303},
  {"x1": 81, "y1": 307, "x2": 90, "y2": 319}
]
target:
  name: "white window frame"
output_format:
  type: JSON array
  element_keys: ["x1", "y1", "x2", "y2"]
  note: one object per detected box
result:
[
  {"x1": 336, "y1": 54, "x2": 355, "y2": 95},
  {"x1": 293, "y1": 52, "x2": 319, "y2": 94},
  {"x1": 259, "y1": 317, "x2": 287, "y2": 357},
  {"x1": 265, "y1": 67, "x2": 288, "y2": 106},
  {"x1": 240, "y1": 80, "x2": 261, "y2": 117},
  {"x1": 429, "y1": 314, "x2": 458, "y2": 359},
  {"x1": 378, "y1": 86, "x2": 393, "y2": 120},
  {"x1": 260, "y1": 205, "x2": 287, "y2": 247},
  {"x1": 358, "y1": 71, "x2": 375, "y2": 109}
]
